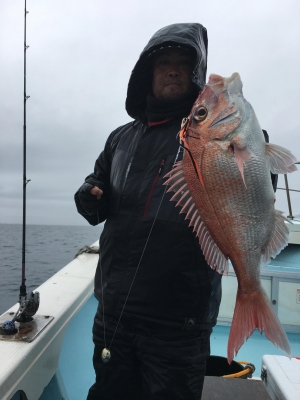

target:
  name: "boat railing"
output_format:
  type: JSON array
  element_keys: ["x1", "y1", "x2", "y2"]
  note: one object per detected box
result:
[{"x1": 276, "y1": 162, "x2": 300, "y2": 219}]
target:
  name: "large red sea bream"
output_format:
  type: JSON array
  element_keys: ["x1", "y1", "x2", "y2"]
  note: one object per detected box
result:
[{"x1": 164, "y1": 72, "x2": 297, "y2": 364}]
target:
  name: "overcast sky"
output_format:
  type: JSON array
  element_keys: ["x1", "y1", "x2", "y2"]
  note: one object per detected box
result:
[{"x1": 0, "y1": 0, "x2": 299, "y2": 226}]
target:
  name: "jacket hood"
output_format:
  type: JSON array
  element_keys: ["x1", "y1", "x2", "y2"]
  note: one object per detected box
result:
[{"x1": 125, "y1": 23, "x2": 208, "y2": 120}]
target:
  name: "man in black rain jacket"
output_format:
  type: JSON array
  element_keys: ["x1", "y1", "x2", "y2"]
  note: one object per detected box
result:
[{"x1": 75, "y1": 22, "x2": 222, "y2": 400}]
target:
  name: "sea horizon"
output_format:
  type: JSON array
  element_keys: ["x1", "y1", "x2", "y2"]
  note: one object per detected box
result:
[
  {"x1": 0, "y1": 224, "x2": 102, "y2": 314},
  {"x1": 0, "y1": 222, "x2": 100, "y2": 228}
]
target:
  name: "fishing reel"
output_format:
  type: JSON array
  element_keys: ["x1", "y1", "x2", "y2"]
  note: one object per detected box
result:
[
  {"x1": 1, "y1": 291, "x2": 40, "y2": 335},
  {"x1": 17, "y1": 290, "x2": 40, "y2": 321}
]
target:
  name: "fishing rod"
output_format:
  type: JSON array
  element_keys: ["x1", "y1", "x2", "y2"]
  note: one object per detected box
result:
[{"x1": 2, "y1": 0, "x2": 39, "y2": 334}]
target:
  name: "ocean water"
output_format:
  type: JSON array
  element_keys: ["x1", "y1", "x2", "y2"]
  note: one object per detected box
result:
[{"x1": 0, "y1": 223, "x2": 103, "y2": 315}]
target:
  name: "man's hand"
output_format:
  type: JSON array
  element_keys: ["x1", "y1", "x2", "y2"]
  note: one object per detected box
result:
[{"x1": 90, "y1": 186, "x2": 103, "y2": 200}]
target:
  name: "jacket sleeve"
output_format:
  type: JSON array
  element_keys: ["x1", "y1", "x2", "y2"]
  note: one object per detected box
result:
[
  {"x1": 262, "y1": 129, "x2": 278, "y2": 192},
  {"x1": 74, "y1": 130, "x2": 117, "y2": 226}
]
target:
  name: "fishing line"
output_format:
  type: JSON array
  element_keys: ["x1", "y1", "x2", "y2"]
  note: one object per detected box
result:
[
  {"x1": 179, "y1": 117, "x2": 205, "y2": 185},
  {"x1": 98, "y1": 144, "x2": 182, "y2": 362}
]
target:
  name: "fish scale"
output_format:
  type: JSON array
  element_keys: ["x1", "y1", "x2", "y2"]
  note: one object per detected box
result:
[{"x1": 164, "y1": 72, "x2": 298, "y2": 363}]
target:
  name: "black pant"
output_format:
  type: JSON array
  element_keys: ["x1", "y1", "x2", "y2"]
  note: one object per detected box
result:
[{"x1": 87, "y1": 306, "x2": 211, "y2": 400}]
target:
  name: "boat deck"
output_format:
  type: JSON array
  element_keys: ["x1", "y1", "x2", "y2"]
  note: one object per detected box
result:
[
  {"x1": 4, "y1": 237, "x2": 300, "y2": 400},
  {"x1": 37, "y1": 295, "x2": 300, "y2": 400},
  {"x1": 268, "y1": 243, "x2": 300, "y2": 271}
]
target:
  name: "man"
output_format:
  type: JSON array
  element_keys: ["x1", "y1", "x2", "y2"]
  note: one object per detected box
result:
[{"x1": 75, "y1": 22, "x2": 222, "y2": 399}]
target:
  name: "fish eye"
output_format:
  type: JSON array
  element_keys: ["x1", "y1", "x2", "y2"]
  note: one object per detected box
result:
[{"x1": 193, "y1": 106, "x2": 208, "y2": 121}]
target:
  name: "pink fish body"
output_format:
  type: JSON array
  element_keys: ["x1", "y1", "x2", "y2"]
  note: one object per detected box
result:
[{"x1": 164, "y1": 73, "x2": 297, "y2": 364}]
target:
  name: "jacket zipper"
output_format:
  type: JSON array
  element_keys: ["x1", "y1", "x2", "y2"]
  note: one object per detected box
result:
[
  {"x1": 143, "y1": 159, "x2": 165, "y2": 218},
  {"x1": 123, "y1": 157, "x2": 133, "y2": 189}
]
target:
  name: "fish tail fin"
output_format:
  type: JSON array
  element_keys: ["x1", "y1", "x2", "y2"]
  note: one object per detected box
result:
[{"x1": 227, "y1": 288, "x2": 291, "y2": 364}]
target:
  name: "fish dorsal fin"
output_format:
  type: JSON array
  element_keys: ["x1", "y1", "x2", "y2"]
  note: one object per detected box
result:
[
  {"x1": 261, "y1": 210, "x2": 290, "y2": 266},
  {"x1": 266, "y1": 143, "x2": 298, "y2": 174},
  {"x1": 164, "y1": 161, "x2": 229, "y2": 275}
]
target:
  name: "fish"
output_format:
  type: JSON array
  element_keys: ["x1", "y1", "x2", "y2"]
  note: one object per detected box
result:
[{"x1": 164, "y1": 72, "x2": 298, "y2": 364}]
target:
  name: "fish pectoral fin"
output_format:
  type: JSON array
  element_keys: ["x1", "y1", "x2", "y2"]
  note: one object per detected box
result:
[
  {"x1": 227, "y1": 288, "x2": 291, "y2": 365},
  {"x1": 261, "y1": 210, "x2": 290, "y2": 266},
  {"x1": 232, "y1": 143, "x2": 255, "y2": 187},
  {"x1": 266, "y1": 143, "x2": 298, "y2": 174},
  {"x1": 164, "y1": 161, "x2": 228, "y2": 275}
]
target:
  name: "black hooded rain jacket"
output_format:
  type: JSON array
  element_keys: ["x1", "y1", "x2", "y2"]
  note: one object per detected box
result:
[{"x1": 75, "y1": 23, "x2": 222, "y2": 329}]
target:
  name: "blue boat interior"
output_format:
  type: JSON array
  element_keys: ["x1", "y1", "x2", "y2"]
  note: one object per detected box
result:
[
  {"x1": 267, "y1": 243, "x2": 300, "y2": 271},
  {"x1": 9, "y1": 241, "x2": 300, "y2": 399},
  {"x1": 33, "y1": 293, "x2": 300, "y2": 400}
]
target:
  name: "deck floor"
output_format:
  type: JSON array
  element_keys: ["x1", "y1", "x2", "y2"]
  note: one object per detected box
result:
[
  {"x1": 210, "y1": 324, "x2": 300, "y2": 376},
  {"x1": 39, "y1": 295, "x2": 300, "y2": 400}
]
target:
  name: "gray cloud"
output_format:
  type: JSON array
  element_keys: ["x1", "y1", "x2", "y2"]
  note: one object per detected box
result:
[{"x1": 1, "y1": 0, "x2": 299, "y2": 225}]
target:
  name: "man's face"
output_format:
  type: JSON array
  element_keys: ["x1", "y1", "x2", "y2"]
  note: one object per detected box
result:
[{"x1": 152, "y1": 48, "x2": 194, "y2": 102}]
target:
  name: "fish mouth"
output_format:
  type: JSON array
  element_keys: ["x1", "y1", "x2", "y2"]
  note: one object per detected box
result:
[{"x1": 207, "y1": 72, "x2": 242, "y2": 96}]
